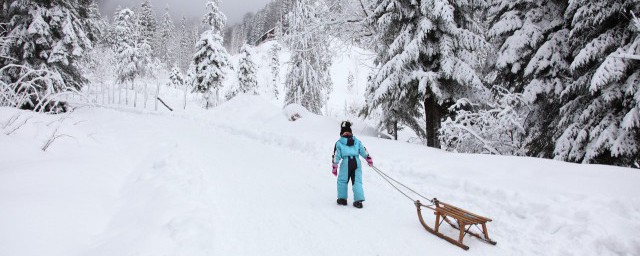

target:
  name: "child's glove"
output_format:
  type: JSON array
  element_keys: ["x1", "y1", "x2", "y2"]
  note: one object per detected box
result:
[
  {"x1": 332, "y1": 164, "x2": 338, "y2": 176},
  {"x1": 366, "y1": 156, "x2": 373, "y2": 167}
]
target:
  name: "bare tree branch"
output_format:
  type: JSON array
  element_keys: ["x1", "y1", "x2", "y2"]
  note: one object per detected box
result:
[
  {"x1": 41, "y1": 126, "x2": 74, "y2": 152},
  {"x1": 5, "y1": 116, "x2": 32, "y2": 135}
]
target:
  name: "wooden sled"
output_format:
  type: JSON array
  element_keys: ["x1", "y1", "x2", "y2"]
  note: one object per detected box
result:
[{"x1": 415, "y1": 199, "x2": 497, "y2": 250}]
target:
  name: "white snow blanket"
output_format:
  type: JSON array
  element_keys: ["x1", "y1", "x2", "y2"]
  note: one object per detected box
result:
[{"x1": 1, "y1": 95, "x2": 639, "y2": 256}]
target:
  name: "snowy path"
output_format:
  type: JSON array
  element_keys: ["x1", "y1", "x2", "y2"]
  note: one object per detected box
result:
[
  {"x1": 1, "y1": 98, "x2": 640, "y2": 256},
  {"x1": 75, "y1": 108, "x2": 463, "y2": 255}
]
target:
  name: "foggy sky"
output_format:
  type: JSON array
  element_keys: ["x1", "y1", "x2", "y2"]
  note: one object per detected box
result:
[{"x1": 98, "y1": 0, "x2": 272, "y2": 25}]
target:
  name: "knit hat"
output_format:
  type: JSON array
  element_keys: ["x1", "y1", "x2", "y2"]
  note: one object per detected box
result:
[{"x1": 340, "y1": 121, "x2": 352, "y2": 135}]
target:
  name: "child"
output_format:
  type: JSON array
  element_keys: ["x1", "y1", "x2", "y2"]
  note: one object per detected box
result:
[{"x1": 332, "y1": 121, "x2": 373, "y2": 208}]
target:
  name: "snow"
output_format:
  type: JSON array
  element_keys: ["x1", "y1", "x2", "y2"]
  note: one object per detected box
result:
[{"x1": 2, "y1": 95, "x2": 640, "y2": 256}]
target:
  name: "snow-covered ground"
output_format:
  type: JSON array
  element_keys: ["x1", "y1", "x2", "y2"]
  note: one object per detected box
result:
[{"x1": 1, "y1": 95, "x2": 639, "y2": 256}]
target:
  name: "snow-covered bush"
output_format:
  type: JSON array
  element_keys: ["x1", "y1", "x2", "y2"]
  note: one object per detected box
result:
[
  {"x1": 283, "y1": 103, "x2": 312, "y2": 122},
  {"x1": 168, "y1": 66, "x2": 185, "y2": 88},
  {"x1": 0, "y1": 64, "x2": 71, "y2": 113},
  {"x1": 440, "y1": 87, "x2": 528, "y2": 155},
  {"x1": 227, "y1": 44, "x2": 258, "y2": 100}
]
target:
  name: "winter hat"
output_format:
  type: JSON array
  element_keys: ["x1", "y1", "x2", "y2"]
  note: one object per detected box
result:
[{"x1": 340, "y1": 121, "x2": 352, "y2": 135}]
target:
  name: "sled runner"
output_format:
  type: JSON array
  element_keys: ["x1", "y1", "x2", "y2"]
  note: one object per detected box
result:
[
  {"x1": 415, "y1": 199, "x2": 496, "y2": 250},
  {"x1": 371, "y1": 166, "x2": 497, "y2": 250}
]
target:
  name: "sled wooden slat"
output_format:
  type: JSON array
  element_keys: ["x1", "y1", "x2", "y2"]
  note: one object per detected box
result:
[
  {"x1": 415, "y1": 199, "x2": 497, "y2": 250},
  {"x1": 440, "y1": 202, "x2": 492, "y2": 222}
]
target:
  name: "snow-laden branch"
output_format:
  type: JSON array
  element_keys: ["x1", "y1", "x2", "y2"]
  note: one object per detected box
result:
[{"x1": 440, "y1": 88, "x2": 528, "y2": 156}]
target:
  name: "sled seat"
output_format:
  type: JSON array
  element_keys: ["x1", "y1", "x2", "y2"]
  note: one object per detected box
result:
[
  {"x1": 437, "y1": 201, "x2": 491, "y2": 226},
  {"x1": 415, "y1": 199, "x2": 497, "y2": 250}
]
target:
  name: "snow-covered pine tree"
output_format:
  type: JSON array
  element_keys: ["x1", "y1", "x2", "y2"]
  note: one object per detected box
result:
[
  {"x1": 486, "y1": 0, "x2": 569, "y2": 157},
  {"x1": 113, "y1": 8, "x2": 153, "y2": 107},
  {"x1": 228, "y1": 44, "x2": 258, "y2": 99},
  {"x1": 138, "y1": 0, "x2": 157, "y2": 51},
  {"x1": 1, "y1": 0, "x2": 97, "y2": 110},
  {"x1": 190, "y1": 0, "x2": 230, "y2": 108},
  {"x1": 168, "y1": 65, "x2": 185, "y2": 88},
  {"x1": 364, "y1": 0, "x2": 489, "y2": 147},
  {"x1": 113, "y1": 8, "x2": 136, "y2": 105},
  {"x1": 269, "y1": 42, "x2": 282, "y2": 99},
  {"x1": 177, "y1": 16, "x2": 192, "y2": 72},
  {"x1": 79, "y1": 0, "x2": 104, "y2": 43},
  {"x1": 229, "y1": 25, "x2": 243, "y2": 54},
  {"x1": 554, "y1": 0, "x2": 640, "y2": 167},
  {"x1": 283, "y1": 0, "x2": 333, "y2": 115},
  {"x1": 159, "y1": 5, "x2": 175, "y2": 66},
  {"x1": 251, "y1": 11, "x2": 266, "y2": 45},
  {"x1": 486, "y1": 0, "x2": 566, "y2": 92}
]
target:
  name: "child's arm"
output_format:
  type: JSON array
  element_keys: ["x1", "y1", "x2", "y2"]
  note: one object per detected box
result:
[
  {"x1": 332, "y1": 143, "x2": 342, "y2": 164},
  {"x1": 358, "y1": 141, "x2": 370, "y2": 159},
  {"x1": 358, "y1": 141, "x2": 373, "y2": 167}
]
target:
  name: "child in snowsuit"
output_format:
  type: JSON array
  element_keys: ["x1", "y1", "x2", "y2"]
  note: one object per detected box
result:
[{"x1": 332, "y1": 121, "x2": 373, "y2": 208}]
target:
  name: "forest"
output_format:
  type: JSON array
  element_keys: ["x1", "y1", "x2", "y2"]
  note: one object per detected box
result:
[{"x1": 1, "y1": 0, "x2": 639, "y2": 168}]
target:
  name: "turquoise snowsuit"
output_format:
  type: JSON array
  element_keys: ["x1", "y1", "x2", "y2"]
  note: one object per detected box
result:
[{"x1": 333, "y1": 135, "x2": 370, "y2": 202}]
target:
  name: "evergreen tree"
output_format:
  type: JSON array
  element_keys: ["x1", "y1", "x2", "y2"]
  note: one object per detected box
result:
[
  {"x1": 0, "y1": 0, "x2": 97, "y2": 108},
  {"x1": 269, "y1": 43, "x2": 282, "y2": 99},
  {"x1": 230, "y1": 25, "x2": 247, "y2": 54},
  {"x1": 190, "y1": 0, "x2": 230, "y2": 108},
  {"x1": 237, "y1": 44, "x2": 258, "y2": 95},
  {"x1": 178, "y1": 16, "x2": 191, "y2": 72},
  {"x1": 364, "y1": 0, "x2": 489, "y2": 147},
  {"x1": 159, "y1": 5, "x2": 175, "y2": 65},
  {"x1": 80, "y1": 0, "x2": 105, "y2": 43},
  {"x1": 228, "y1": 44, "x2": 258, "y2": 99},
  {"x1": 113, "y1": 8, "x2": 138, "y2": 85},
  {"x1": 486, "y1": 0, "x2": 566, "y2": 92},
  {"x1": 168, "y1": 65, "x2": 185, "y2": 88},
  {"x1": 113, "y1": 8, "x2": 153, "y2": 106},
  {"x1": 486, "y1": 0, "x2": 569, "y2": 157},
  {"x1": 283, "y1": 0, "x2": 333, "y2": 114},
  {"x1": 554, "y1": 0, "x2": 640, "y2": 167},
  {"x1": 138, "y1": 0, "x2": 157, "y2": 48}
]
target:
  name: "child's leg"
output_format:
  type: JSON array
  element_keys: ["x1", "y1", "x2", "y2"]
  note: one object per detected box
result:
[
  {"x1": 337, "y1": 163, "x2": 349, "y2": 199},
  {"x1": 353, "y1": 166, "x2": 365, "y2": 202}
]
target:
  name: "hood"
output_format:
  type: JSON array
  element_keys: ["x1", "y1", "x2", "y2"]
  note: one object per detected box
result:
[{"x1": 339, "y1": 135, "x2": 356, "y2": 146}]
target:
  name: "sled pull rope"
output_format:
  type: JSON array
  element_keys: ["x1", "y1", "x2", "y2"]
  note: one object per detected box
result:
[{"x1": 371, "y1": 165, "x2": 434, "y2": 204}]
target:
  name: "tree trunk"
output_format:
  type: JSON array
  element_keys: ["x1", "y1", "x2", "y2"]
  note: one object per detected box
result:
[
  {"x1": 133, "y1": 80, "x2": 137, "y2": 108},
  {"x1": 394, "y1": 120, "x2": 398, "y2": 141},
  {"x1": 215, "y1": 87, "x2": 220, "y2": 107},
  {"x1": 144, "y1": 82, "x2": 148, "y2": 109},
  {"x1": 126, "y1": 80, "x2": 130, "y2": 106},
  {"x1": 204, "y1": 91, "x2": 210, "y2": 109},
  {"x1": 155, "y1": 82, "x2": 160, "y2": 111},
  {"x1": 425, "y1": 95, "x2": 442, "y2": 148},
  {"x1": 183, "y1": 83, "x2": 187, "y2": 110},
  {"x1": 101, "y1": 82, "x2": 105, "y2": 104},
  {"x1": 111, "y1": 83, "x2": 114, "y2": 104}
]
